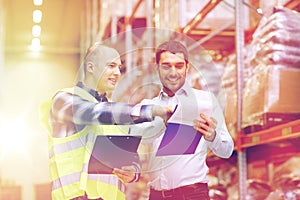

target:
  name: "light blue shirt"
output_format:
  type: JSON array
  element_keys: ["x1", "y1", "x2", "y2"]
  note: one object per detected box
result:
[{"x1": 130, "y1": 83, "x2": 234, "y2": 191}]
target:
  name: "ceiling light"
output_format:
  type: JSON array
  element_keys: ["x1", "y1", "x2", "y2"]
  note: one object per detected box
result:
[
  {"x1": 33, "y1": 0, "x2": 43, "y2": 6},
  {"x1": 33, "y1": 10, "x2": 42, "y2": 23},
  {"x1": 31, "y1": 38, "x2": 41, "y2": 51},
  {"x1": 32, "y1": 25, "x2": 41, "y2": 37}
]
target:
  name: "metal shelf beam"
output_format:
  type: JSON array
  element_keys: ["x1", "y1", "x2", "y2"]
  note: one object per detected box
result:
[
  {"x1": 284, "y1": 0, "x2": 300, "y2": 10},
  {"x1": 241, "y1": 120, "x2": 300, "y2": 148},
  {"x1": 181, "y1": 0, "x2": 222, "y2": 34},
  {"x1": 121, "y1": 0, "x2": 144, "y2": 33}
]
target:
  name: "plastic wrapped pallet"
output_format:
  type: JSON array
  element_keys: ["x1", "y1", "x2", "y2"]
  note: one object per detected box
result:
[
  {"x1": 209, "y1": 184, "x2": 227, "y2": 200},
  {"x1": 251, "y1": 39, "x2": 300, "y2": 68},
  {"x1": 224, "y1": 85, "x2": 237, "y2": 140},
  {"x1": 254, "y1": 29, "x2": 300, "y2": 48},
  {"x1": 242, "y1": 65, "x2": 300, "y2": 132},
  {"x1": 241, "y1": 7, "x2": 300, "y2": 132},
  {"x1": 227, "y1": 179, "x2": 271, "y2": 200},
  {"x1": 268, "y1": 157, "x2": 300, "y2": 200},
  {"x1": 251, "y1": 34, "x2": 300, "y2": 70},
  {"x1": 222, "y1": 55, "x2": 238, "y2": 140},
  {"x1": 222, "y1": 54, "x2": 237, "y2": 88},
  {"x1": 273, "y1": 157, "x2": 300, "y2": 182},
  {"x1": 249, "y1": 7, "x2": 300, "y2": 69},
  {"x1": 252, "y1": 47, "x2": 300, "y2": 68},
  {"x1": 222, "y1": 49, "x2": 253, "y2": 139},
  {"x1": 253, "y1": 7, "x2": 300, "y2": 41},
  {"x1": 256, "y1": 42, "x2": 300, "y2": 57}
]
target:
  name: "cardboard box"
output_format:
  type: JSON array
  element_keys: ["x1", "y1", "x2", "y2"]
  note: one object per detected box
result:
[{"x1": 242, "y1": 66, "x2": 300, "y2": 130}]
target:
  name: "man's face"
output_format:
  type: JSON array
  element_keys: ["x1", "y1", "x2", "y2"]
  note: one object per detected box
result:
[
  {"x1": 94, "y1": 50, "x2": 122, "y2": 93},
  {"x1": 157, "y1": 51, "x2": 188, "y2": 93}
]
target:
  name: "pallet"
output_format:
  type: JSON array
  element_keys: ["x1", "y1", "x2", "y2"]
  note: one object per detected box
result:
[{"x1": 242, "y1": 113, "x2": 300, "y2": 134}]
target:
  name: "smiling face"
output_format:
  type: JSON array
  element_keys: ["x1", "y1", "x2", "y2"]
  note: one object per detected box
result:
[
  {"x1": 85, "y1": 45, "x2": 122, "y2": 94},
  {"x1": 156, "y1": 51, "x2": 189, "y2": 95},
  {"x1": 94, "y1": 50, "x2": 122, "y2": 93}
]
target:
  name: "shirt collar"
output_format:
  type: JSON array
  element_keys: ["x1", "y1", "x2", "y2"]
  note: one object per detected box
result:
[
  {"x1": 159, "y1": 82, "x2": 190, "y2": 99},
  {"x1": 76, "y1": 81, "x2": 100, "y2": 97}
]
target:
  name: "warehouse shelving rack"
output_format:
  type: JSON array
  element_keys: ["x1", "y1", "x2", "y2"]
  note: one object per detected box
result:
[{"x1": 178, "y1": 0, "x2": 300, "y2": 199}]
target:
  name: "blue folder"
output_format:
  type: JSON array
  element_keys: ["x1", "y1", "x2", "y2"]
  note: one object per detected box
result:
[{"x1": 156, "y1": 123, "x2": 202, "y2": 156}]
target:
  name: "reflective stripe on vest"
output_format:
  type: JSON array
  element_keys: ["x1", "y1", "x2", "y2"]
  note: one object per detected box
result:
[
  {"x1": 52, "y1": 172, "x2": 125, "y2": 193},
  {"x1": 86, "y1": 174, "x2": 126, "y2": 200},
  {"x1": 52, "y1": 171, "x2": 81, "y2": 190},
  {"x1": 49, "y1": 132, "x2": 95, "y2": 158},
  {"x1": 40, "y1": 86, "x2": 127, "y2": 200}
]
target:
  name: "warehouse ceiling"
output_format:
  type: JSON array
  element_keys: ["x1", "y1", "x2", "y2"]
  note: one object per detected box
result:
[
  {"x1": 3, "y1": 0, "x2": 84, "y2": 54},
  {"x1": 2, "y1": 0, "x2": 244, "y2": 58},
  {"x1": 3, "y1": 0, "x2": 299, "y2": 58},
  {"x1": 2, "y1": 0, "x2": 239, "y2": 57}
]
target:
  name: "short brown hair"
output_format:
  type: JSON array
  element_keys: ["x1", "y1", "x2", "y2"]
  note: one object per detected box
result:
[{"x1": 155, "y1": 40, "x2": 188, "y2": 64}]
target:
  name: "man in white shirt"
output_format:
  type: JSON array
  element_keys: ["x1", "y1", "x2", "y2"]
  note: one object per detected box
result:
[{"x1": 131, "y1": 40, "x2": 234, "y2": 200}]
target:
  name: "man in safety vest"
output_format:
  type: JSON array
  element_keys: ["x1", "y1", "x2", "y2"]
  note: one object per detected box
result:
[{"x1": 40, "y1": 44, "x2": 172, "y2": 200}]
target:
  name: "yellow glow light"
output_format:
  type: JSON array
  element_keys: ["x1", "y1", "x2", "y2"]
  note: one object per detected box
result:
[
  {"x1": 32, "y1": 25, "x2": 41, "y2": 37},
  {"x1": 0, "y1": 120, "x2": 30, "y2": 156},
  {"x1": 31, "y1": 38, "x2": 41, "y2": 51},
  {"x1": 33, "y1": 10, "x2": 42, "y2": 23},
  {"x1": 33, "y1": 0, "x2": 43, "y2": 6}
]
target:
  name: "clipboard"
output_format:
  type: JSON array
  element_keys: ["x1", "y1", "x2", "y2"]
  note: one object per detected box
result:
[
  {"x1": 155, "y1": 123, "x2": 202, "y2": 156},
  {"x1": 88, "y1": 135, "x2": 142, "y2": 174}
]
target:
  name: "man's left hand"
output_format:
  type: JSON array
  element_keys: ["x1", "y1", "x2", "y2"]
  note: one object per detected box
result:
[{"x1": 193, "y1": 113, "x2": 217, "y2": 142}]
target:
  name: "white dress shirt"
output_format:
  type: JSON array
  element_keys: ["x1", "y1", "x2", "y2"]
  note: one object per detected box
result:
[{"x1": 130, "y1": 83, "x2": 234, "y2": 191}]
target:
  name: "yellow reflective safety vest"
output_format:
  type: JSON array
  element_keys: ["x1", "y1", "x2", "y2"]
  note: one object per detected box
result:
[{"x1": 40, "y1": 86, "x2": 128, "y2": 200}]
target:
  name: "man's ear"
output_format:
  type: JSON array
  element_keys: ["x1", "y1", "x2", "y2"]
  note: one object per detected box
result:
[
  {"x1": 86, "y1": 62, "x2": 94, "y2": 73},
  {"x1": 186, "y1": 63, "x2": 190, "y2": 72}
]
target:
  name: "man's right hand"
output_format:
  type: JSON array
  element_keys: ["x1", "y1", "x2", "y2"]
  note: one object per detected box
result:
[{"x1": 152, "y1": 105, "x2": 174, "y2": 123}]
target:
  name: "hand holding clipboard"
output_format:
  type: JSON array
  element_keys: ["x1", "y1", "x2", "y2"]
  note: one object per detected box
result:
[
  {"x1": 156, "y1": 104, "x2": 202, "y2": 156},
  {"x1": 156, "y1": 104, "x2": 216, "y2": 156}
]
